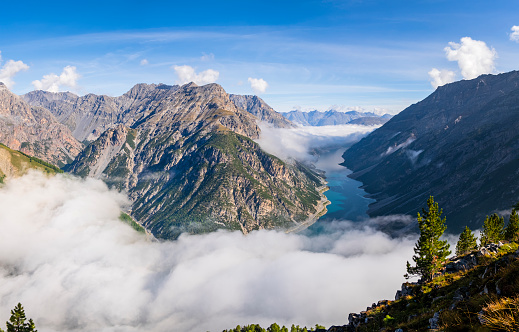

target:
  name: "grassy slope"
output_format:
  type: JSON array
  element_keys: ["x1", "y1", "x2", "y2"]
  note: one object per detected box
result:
[
  {"x1": 0, "y1": 143, "x2": 63, "y2": 182},
  {"x1": 353, "y1": 243, "x2": 519, "y2": 331}
]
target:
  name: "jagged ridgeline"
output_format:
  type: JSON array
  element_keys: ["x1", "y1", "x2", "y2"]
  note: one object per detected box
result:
[
  {"x1": 342, "y1": 71, "x2": 519, "y2": 233},
  {"x1": 23, "y1": 83, "x2": 325, "y2": 239}
]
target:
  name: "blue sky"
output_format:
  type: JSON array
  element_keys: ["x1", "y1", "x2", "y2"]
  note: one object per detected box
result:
[{"x1": 1, "y1": 0, "x2": 518, "y2": 113}]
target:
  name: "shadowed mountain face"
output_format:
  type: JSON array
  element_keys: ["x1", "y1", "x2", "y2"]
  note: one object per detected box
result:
[
  {"x1": 25, "y1": 82, "x2": 324, "y2": 239},
  {"x1": 342, "y1": 71, "x2": 519, "y2": 233},
  {"x1": 0, "y1": 83, "x2": 83, "y2": 166}
]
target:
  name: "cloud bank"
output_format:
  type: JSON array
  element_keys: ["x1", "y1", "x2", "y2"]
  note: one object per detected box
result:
[
  {"x1": 0, "y1": 51, "x2": 30, "y2": 89},
  {"x1": 0, "y1": 172, "x2": 416, "y2": 332},
  {"x1": 174, "y1": 65, "x2": 219, "y2": 85},
  {"x1": 248, "y1": 77, "x2": 269, "y2": 94},
  {"x1": 32, "y1": 66, "x2": 81, "y2": 92},
  {"x1": 256, "y1": 123, "x2": 379, "y2": 163},
  {"x1": 445, "y1": 37, "x2": 497, "y2": 80},
  {"x1": 428, "y1": 68, "x2": 455, "y2": 89},
  {"x1": 510, "y1": 26, "x2": 519, "y2": 42}
]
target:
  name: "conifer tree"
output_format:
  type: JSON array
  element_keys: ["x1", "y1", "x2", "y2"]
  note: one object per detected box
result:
[
  {"x1": 406, "y1": 196, "x2": 451, "y2": 281},
  {"x1": 505, "y1": 209, "x2": 519, "y2": 242},
  {"x1": 0, "y1": 303, "x2": 37, "y2": 332},
  {"x1": 455, "y1": 226, "x2": 478, "y2": 256},
  {"x1": 480, "y1": 214, "x2": 505, "y2": 246}
]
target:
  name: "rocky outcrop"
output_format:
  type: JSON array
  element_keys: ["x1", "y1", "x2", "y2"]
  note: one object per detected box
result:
[
  {"x1": 229, "y1": 94, "x2": 295, "y2": 128},
  {"x1": 0, "y1": 83, "x2": 82, "y2": 166},
  {"x1": 24, "y1": 83, "x2": 292, "y2": 143},
  {"x1": 64, "y1": 83, "x2": 325, "y2": 239},
  {"x1": 342, "y1": 71, "x2": 519, "y2": 233}
]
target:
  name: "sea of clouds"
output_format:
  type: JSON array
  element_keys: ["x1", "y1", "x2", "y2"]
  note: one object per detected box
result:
[{"x1": 0, "y1": 172, "x2": 418, "y2": 332}]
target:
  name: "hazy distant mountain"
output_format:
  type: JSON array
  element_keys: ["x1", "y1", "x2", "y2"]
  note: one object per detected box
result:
[
  {"x1": 0, "y1": 83, "x2": 82, "y2": 166},
  {"x1": 342, "y1": 71, "x2": 519, "y2": 232},
  {"x1": 283, "y1": 109, "x2": 391, "y2": 126},
  {"x1": 35, "y1": 82, "x2": 327, "y2": 239}
]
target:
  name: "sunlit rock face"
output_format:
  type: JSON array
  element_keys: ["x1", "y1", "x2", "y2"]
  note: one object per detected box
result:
[
  {"x1": 0, "y1": 82, "x2": 83, "y2": 166},
  {"x1": 26, "y1": 82, "x2": 325, "y2": 239}
]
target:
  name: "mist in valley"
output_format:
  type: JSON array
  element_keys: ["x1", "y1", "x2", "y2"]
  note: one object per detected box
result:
[{"x1": 0, "y1": 124, "x2": 422, "y2": 332}]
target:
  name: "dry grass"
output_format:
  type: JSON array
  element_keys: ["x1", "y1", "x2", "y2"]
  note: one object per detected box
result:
[{"x1": 481, "y1": 296, "x2": 519, "y2": 331}]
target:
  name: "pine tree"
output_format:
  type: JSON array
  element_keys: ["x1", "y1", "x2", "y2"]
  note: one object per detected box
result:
[
  {"x1": 505, "y1": 209, "x2": 519, "y2": 242},
  {"x1": 0, "y1": 303, "x2": 37, "y2": 332},
  {"x1": 480, "y1": 214, "x2": 505, "y2": 246},
  {"x1": 455, "y1": 226, "x2": 478, "y2": 256},
  {"x1": 406, "y1": 196, "x2": 451, "y2": 281}
]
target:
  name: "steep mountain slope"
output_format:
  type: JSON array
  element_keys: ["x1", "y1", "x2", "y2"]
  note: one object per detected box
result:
[
  {"x1": 64, "y1": 83, "x2": 326, "y2": 239},
  {"x1": 284, "y1": 109, "x2": 391, "y2": 126},
  {"x1": 229, "y1": 94, "x2": 295, "y2": 128},
  {"x1": 342, "y1": 71, "x2": 519, "y2": 232},
  {"x1": 0, "y1": 143, "x2": 62, "y2": 183},
  {"x1": 0, "y1": 83, "x2": 83, "y2": 166}
]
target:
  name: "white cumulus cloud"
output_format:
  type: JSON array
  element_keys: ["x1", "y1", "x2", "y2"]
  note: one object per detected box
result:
[
  {"x1": 0, "y1": 171, "x2": 417, "y2": 332},
  {"x1": 248, "y1": 77, "x2": 269, "y2": 94},
  {"x1": 510, "y1": 26, "x2": 519, "y2": 42},
  {"x1": 140, "y1": 59, "x2": 149, "y2": 65},
  {"x1": 32, "y1": 66, "x2": 81, "y2": 92},
  {"x1": 0, "y1": 51, "x2": 30, "y2": 89},
  {"x1": 428, "y1": 68, "x2": 456, "y2": 89},
  {"x1": 173, "y1": 65, "x2": 219, "y2": 85},
  {"x1": 444, "y1": 37, "x2": 497, "y2": 80}
]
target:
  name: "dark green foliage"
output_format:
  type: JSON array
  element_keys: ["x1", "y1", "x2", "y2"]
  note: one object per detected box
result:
[
  {"x1": 222, "y1": 323, "x2": 319, "y2": 332},
  {"x1": 480, "y1": 213, "x2": 505, "y2": 246},
  {"x1": 119, "y1": 212, "x2": 146, "y2": 234},
  {"x1": 0, "y1": 303, "x2": 37, "y2": 332},
  {"x1": 505, "y1": 209, "x2": 519, "y2": 242},
  {"x1": 456, "y1": 226, "x2": 478, "y2": 256},
  {"x1": 406, "y1": 196, "x2": 451, "y2": 281}
]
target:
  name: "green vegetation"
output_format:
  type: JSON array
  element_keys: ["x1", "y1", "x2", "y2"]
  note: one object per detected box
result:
[
  {"x1": 0, "y1": 143, "x2": 63, "y2": 177},
  {"x1": 131, "y1": 130, "x2": 322, "y2": 239},
  {"x1": 406, "y1": 196, "x2": 451, "y2": 281},
  {"x1": 223, "y1": 323, "x2": 326, "y2": 332},
  {"x1": 505, "y1": 209, "x2": 519, "y2": 241},
  {"x1": 0, "y1": 303, "x2": 37, "y2": 332},
  {"x1": 481, "y1": 213, "x2": 505, "y2": 246},
  {"x1": 456, "y1": 226, "x2": 478, "y2": 256},
  {"x1": 119, "y1": 212, "x2": 146, "y2": 234}
]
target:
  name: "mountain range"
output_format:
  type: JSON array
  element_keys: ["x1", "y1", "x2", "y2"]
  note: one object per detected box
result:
[
  {"x1": 15, "y1": 82, "x2": 327, "y2": 239},
  {"x1": 283, "y1": 109, "x2": 392, "y2": 126},
  {"x1": 342, "y1": 71, "x2": 519, "y2": 232}
]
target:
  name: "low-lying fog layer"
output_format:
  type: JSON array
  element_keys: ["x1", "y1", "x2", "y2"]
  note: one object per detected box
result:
[
  {"x1": 256, "y1": 123, "x2": 380, "y2": 163},
  {"x1": 0, "y1": 172, "x2": 417, "y2": 332}
]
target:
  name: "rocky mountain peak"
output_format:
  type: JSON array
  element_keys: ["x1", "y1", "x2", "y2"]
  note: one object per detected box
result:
[{"x1": 0, "y1": 85, "x2": 82, "y2": 166}]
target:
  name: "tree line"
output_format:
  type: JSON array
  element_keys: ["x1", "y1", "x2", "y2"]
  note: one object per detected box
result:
[{"x1": 405, "y1": 196, "x2": 519, "y2": 282}]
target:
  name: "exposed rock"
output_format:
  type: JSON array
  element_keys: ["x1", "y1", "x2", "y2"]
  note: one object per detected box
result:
[
  {"x1": 429, "y1": 311, "x2": 440, "y2": 330},
  {"x1": 229, "y1": 94, "x2": 295, "y2": 128},
  {"x1": 342, "y1": 71, "x2": 519, "y2": 232},
  {"x1": 63, "y1": 83, "x2": 326, "y2": 239},
  {"x1": 0, "y1": 82, "x2": 82, "y2": 166}
]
